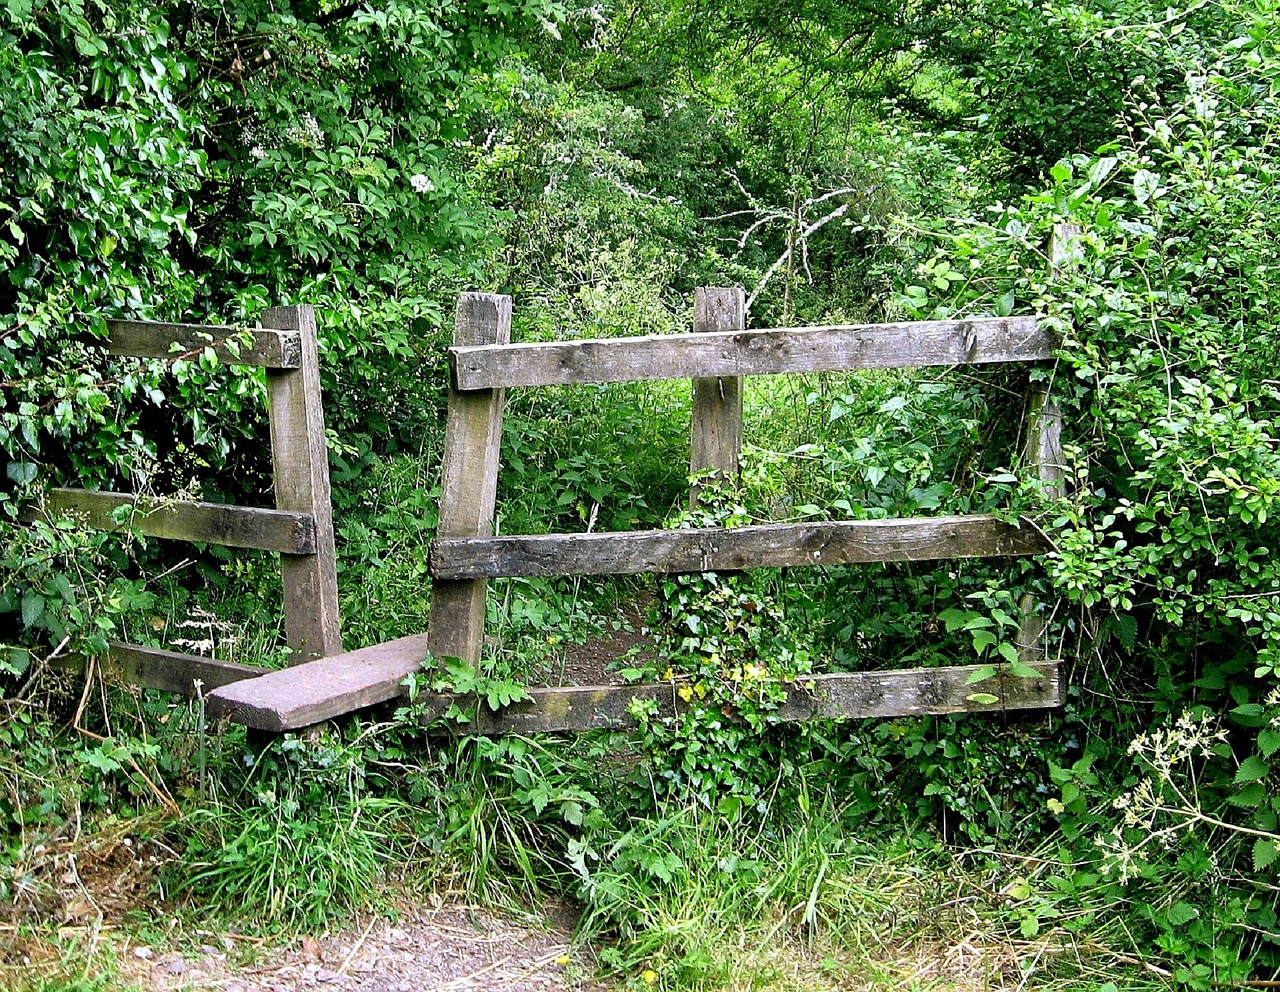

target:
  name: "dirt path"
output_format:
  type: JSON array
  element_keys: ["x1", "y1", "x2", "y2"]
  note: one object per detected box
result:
[{"x1": 122, "y1": 899, "x2": 607, "y2": 992}]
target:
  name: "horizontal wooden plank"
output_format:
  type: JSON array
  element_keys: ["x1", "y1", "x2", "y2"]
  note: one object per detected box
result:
[
  {"x1": 105, "y1": 320, "x2": 302, "y2": 368},
  {"x1": 107, "y1": 642, "x2": 270, "y2": 695},
  {"x1": 418, "y1": 662, "x2": 1062, "y2": 734},
  {"x1": 39, "y1": 488, "x2": 317, "y2": 553},
  {"x1": 430, "y1": 514, "x2": 1049, "y2": 579},
  {"x1": 205, "y1": 633, "x2": 430, "y2": 731},
  {"x1": 450, "y1": 316, "x2": 1053, "y2": 389}
]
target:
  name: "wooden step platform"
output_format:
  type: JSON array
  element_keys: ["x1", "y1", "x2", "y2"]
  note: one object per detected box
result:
[{"x1": 205, "y1": 634, "x2": 430, "y2": 731}]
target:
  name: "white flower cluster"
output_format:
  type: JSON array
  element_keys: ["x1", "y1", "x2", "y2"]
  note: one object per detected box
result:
[
  {"x1": 410, "y1": 174, "x2": 435, "y2": 193},
  {"x1": 285, "y1": 113, "x2": 325, "y2": 149}
]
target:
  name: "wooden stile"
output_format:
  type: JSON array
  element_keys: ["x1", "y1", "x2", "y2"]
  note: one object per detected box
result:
[
  {"x1": 264, "y1": 305, "x2": 343, "y2": 663},
  {"x1": 430, "y1": 515, "x2": 1049, "y2": 580},
  {"x1": 94, "y1": 284, "x2": 1067, "y2": 735},
  {"x1": 425, "y1": 294, "x2": 512, "y2": 666},
  {"x1": 450, "y1": 315, "x2": 1053, "y2": 390},
  {"x1": 106, "y1": 320, "x2": 302, "y2": 368}
]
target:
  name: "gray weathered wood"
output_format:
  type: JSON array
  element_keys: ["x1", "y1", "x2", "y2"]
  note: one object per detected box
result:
[
  {"x1": 203, "y1": 649, "x2": 1059, "y2": 732},
  {"x1": 450, "y1": 316, "x2": 1053, "y2": 390},
  {"x1": 36, "y1": 488, "x2": 317, "y2": 553},
  {"x1": 431, "y1": 515, "x2": 1049, "y2": 579},
  {"x1": 107, "y1": 642, "x2": 270, "y2": 695},
  {"x1": 205, "y1": 634, "x2": 430, "y2": 730},
  {"x1": 264, "y1": 305, "x2": 343, "y2": 662},
  {"x1": 426, "y1": 294, "x2": 512, "y2": 666},
  {"x1": 1018, "y1": 222, "x2": 1075, "y2": 663},
  {"x1": 417, "y1": 662, "x2": 1062, "y2": 734},
  {"x1": 105, "y1": 320, "x2": 302, "y2": 368},
  {"x1": 690, "y1": 287, "x2": 745, "y2": 506}
]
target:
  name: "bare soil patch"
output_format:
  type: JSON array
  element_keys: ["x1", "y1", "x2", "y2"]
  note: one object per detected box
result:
[{"x1": 120, "y1": 898, "x2": 608, "y2": 992}]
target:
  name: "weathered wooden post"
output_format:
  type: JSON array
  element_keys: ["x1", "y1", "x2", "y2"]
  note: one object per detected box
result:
[
  {"x1": 427, "y1": 293, "x2": 512, "y2": 665},
  {"x1": 689, "y1": 287, "x2": 746, "y2": 507},
  {"x1": 1017, "y1": 223, "x2": 1076, "y2": 661},
  {"x1": 262, "y1": 304, "x2": 343, "y2": 662}
]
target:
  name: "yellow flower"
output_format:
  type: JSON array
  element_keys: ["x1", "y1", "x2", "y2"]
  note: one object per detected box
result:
[
  {"x1": 642, "y1": 969, "x2": 659, "y2": 985},
  {"x1": 555, "y1": 954, "x2": 571, "y2": 966}
]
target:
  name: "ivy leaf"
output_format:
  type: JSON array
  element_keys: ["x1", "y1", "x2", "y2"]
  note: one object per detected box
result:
[{"x1": 1235, "y1": 756, "x2": 1269, "y2": 783}]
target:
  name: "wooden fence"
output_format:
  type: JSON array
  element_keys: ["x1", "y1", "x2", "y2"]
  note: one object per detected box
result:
[
  {"x1": 39, "y1": 231, "x2": 1072, "y2": 734},
  {"x1": 27, "y1": 306, "x2": 342, "y2": 693},
  {"x1": 206, "y1": 227, "x2": 1073, "y2": 731}
]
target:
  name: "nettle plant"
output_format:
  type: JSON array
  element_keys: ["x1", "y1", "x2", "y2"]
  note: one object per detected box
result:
[{"x1": 619, "y1": 488, "x2": 817, "y2": 814}]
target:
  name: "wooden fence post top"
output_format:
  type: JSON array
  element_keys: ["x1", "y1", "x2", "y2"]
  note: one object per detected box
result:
[
  {"x1": 690, "y1": 286, "x2": 746, "y2": 507},
  {"x1": 454, "y1": 293, "x2": 513, "y2": 348}
]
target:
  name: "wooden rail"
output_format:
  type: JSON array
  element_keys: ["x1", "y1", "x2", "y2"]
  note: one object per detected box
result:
[
  {"x1": 37, "y1": 489, "x2": 317, "y2": 554},
  {"x1": 430, "y1": 515, "x2": 1049, "y2": 580},
  {"x1": 450, "y1": 316, "x2": 1053, "y2": 390},
  {"x1": 207, "y1": 655, "x2": 1059, "y2": 733},
  {"x1": 105, "y1": 320, "x2": 302, "y2": 368}
]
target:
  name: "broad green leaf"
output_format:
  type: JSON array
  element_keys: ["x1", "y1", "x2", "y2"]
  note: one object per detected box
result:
[
  {"x1": 965, "y1": 665, "x2": 997, "y2": 685},
  {"x1": 1254, "y1": 838, "x2": 1278, "y2": 872},
  {"x1": 1236, "y1": 756, "x2": 1269, "y2": 783},
  {"x1": 1259, "y1": 731, "x2": 1280, "y2": 758}
]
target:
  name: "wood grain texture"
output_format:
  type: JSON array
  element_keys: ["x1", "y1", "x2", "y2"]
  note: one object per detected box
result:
[
  {"x1": 264, "y1": 305, "x2": 343, "y2": 662},
  {"x1": 430, "y1": 514, "x2": 1050, "y2": 579},
  {"x1": 204, "y1": 634, "x2": 430, "y2": 730},
  {"x1": 690, "y1": 287, "x2": 745, "y2": 506},
  {"x1": 1018, "y1": 222, "x2": 1075, "y2": 662},
  {"x1": 107, "y1": 642, "x2": 270, "y2": 695},
  {"x1": 37, "y1": 488, "x2": 316, "y2": 553},
  {"x1": 417, "y1": 663, "x2": 1062, "y2": 734},
  {"x1": 426, "y1": 294, "x2": 511, "y2": 666},
  {"x1": 105, "y1": 320, "x2": 301, "y2": 368},
  {"x1": 450, "y1": 316, "x2": 1053, "y2": 389}
]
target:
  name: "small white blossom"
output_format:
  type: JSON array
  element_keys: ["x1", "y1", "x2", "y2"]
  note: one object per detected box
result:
[
  {"x1": 410, "y1": 174, "x2": 435, "y2": 193},
  {"x1": 285, "y1": 113, "x2": 325, "y2": 149}
]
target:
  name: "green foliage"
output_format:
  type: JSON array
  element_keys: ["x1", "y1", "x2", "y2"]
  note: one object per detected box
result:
[{"x1": 171, "y1": 730, "x2": 410, "y2": 931}]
